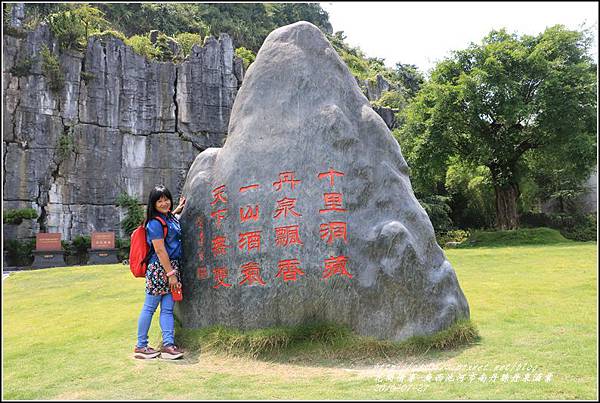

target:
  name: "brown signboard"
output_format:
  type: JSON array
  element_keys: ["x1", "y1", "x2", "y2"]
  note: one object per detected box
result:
[
  {"x1": 91, "y1": 232, "x2": 115, "y2": 249},
  {"x1": 35, "y1": 233, "x2": 62, "y2": 251}
]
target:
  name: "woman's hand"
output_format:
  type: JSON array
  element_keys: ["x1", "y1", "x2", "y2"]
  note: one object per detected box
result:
[
  {"x1": 172, "y1": 196, "x2": 186, "y2": 215},
  {"x1": 168, "y1": 275, "x2": 179, "y2": 287}
]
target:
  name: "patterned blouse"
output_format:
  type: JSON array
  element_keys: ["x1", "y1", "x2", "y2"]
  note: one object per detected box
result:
[{"x1": 145, "y1": 259, "x2": 181, "y2": 296}]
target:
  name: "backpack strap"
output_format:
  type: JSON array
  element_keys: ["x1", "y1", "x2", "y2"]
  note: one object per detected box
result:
[
  {"x1": 144, "y1": 216, "x2": 169, "y2": 264},
  {"x1": 154, "y1": 216, "x2": 168, "y2": 239}
]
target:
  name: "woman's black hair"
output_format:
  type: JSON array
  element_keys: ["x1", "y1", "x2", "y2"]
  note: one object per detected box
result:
[{"x1": 144, "y1": 184, "x2": 174, "y2": 226}]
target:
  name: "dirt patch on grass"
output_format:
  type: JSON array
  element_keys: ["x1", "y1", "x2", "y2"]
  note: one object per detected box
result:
[
  {"x1": 186, "y1": 352, "x2": 346, "y2": 380},
  {"x1": 339, "y1": 356, "x2": 450, "y2": 379},
  {"x1": 169, "y1": 350, "x2": 452, "y2": 383}
]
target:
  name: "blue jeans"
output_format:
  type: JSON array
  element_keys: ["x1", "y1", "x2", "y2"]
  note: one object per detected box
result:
[{"x1": 136, "y1": 292, "x2": 175, "y2": 348}]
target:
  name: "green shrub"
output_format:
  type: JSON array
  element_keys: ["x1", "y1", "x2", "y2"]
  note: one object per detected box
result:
[
  {"x1": 437, "y1": 229, "x2": 470, "y2": 247},
  {"x1": 93, "y1": 29, "x2": 126, "y2": 42},
  {"x1": 40, "y1": 44, "x2": 65, "y2": 92},
  {"x1": 3, "y1": 239, "x2": 36, "y2": 266},
  {"x1": 9, "y1": 57, "x2": 33, "y2": 77},
  {"x1": 459, "y1": 227, "x2": 569, "y2": 248},
  {"x1": 3, "y1": 208, "x2": 38, "y2": 225},
  {"x1": 547, "y1": 213, "x2": 597, "y2": 242},
  {"x1": 57, "y1": 126, "x2": 75, "y2": 161},
  {"x1": 124, "y1": 34, "x2": 158, "y2": 60},
  {"x1": 116, "y1": 193, "x2": 144, "y2": 236},
  {"x1": 48, "y1": 9, "x2": 86, "y2": 50},
  {"x1": 520, "y1": 212, "x2": 597, "y2": 242},
  {"x1": 116, "y1": 238, "x2": 130, "y2": 262},
  {"x1": 154, "y1": 33, "x2": 177, "y2": 62},
  {"x1": 80, "y1": 71, "x2": 95, "y2": 83},
  {"x1": 62, "y1": 235, "x2": 91, "y2": 265},
  {"x1": 418, "y1": 195, "x2": 453, "y2": 233},
  {"x1": 371, "y1": 89, "x2": 406, "y2": 110},
  {"x1": 49, "y1": 5, "x2": 110, "y2": 50},
  {"x1": 235, "y1": 46, "x2": 255, "y2": 70},
  {"x1": 175, "y1": 32, "x2": 202, "y2": 58}
]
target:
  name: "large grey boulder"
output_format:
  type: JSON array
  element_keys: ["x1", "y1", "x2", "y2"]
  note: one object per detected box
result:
[{"x1": 178, "y1": 21, "x2": 469, "y2": 341}]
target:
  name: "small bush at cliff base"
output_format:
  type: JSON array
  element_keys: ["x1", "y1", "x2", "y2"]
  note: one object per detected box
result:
[{"x1": 3, "y1": 239, "x2": 36, "y2": 266}]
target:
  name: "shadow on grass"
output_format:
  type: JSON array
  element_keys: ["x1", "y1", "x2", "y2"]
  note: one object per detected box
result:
[{"x1": 174, "y1": 318, "x2": 481, "y2": 369}]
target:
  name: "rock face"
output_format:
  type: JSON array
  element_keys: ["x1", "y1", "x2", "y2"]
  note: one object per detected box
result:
[
  {"x1": 177, "y1": 22, "x2": 469, "y2": 341},
  {"x1": 3, "y1": 21, "x2": 242, "y2": 240},
  {"x1": 360, "y1": 74, "x2": 398, "y2": 129}
]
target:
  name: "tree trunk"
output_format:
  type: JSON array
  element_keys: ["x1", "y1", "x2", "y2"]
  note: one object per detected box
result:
[{"x1": 494, "y1": 183, "x2": 520, "y2": 230}]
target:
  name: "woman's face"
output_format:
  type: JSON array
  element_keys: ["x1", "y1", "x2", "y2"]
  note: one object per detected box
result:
[{"x1": 155, "y1": 195, "x2": 171, "y2": 215}]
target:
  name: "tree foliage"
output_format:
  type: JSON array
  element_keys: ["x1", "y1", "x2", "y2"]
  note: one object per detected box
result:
[
  {"x1": 174, "y1": 32, "x2": 203, "y2": 58},
  {"x1": 48, "y1": 4, "x2": 109, "y2": 50},
  {"x1": 3, "y1": 208, "x2": 38, "y2": 225},
  {"x1": 398, "y1": 25, "x2": 597, "y2": 229},
  {"x1": 94, "y1": 3, "x2": 330, "y2": 52},
  {"x1": 116, "y1": 193, "x2": 144, "y2": 236},
  {"x1": 235, "y1": 47, "x2": 256, "y2": 70}
]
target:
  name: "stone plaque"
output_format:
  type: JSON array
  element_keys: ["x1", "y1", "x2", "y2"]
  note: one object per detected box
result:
[
  {"x1": 35, "y1": 233, "x2": 62, "y2": 251},
  {"x1": 91, "y1": 232, "x2": 115, "y2": 249}
]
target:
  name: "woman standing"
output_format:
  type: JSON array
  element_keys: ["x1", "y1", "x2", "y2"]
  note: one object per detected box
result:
[{"x1": 134, "y1": 185, "x2": 186, "y2": 360}]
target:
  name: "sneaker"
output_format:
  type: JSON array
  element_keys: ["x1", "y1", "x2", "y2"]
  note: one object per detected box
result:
[
  {"x1": 134, "y1": 346, "x2": 160, "y2": 359},
  {"x1": 160, "y1": 344, "x2": 184, "y2": 360}
]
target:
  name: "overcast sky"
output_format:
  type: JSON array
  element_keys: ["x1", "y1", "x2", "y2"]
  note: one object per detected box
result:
[{"x1": 320, "y1": 1, "x2": 599, "y2": 73}]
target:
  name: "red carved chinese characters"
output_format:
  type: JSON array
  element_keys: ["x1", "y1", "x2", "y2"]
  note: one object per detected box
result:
[
  {"x1": 239, "y1": 262, "x2": 266, "y2": 286},
  {"x1": 211, "y1": 235, "x2": 231, "y2": 256},
  {"x1": 213, "y1": 267, "x2": 232, "y2": 288},
  {"x1": 274, "y1": 225, "x2": 304, "y2": 247},
  {"x1": 318, "y1": 168, "x2": 345, "y2": 188},
  {"x1": 195, "y1": 217, "x2": 205, "y2": 263},
  {"x1": 239, "y1": 230, "x2": 262, "y2": 253},
  {"x1": 200, "y1": 167, "x2": 352, "y2": 289},
  {"x1": 319, "y1": 192, "x2": 346, "y2": 213},
  {"x1": 273, "y1": 171, "x2": 301, "y2": 191},
  {"x1": 322, "y1": 255, "x2": 352, "y2": 279},
  {"x1": 210, "y1": 209, "x2": 228, "y2": 228},
  {"x1": 239, "y1": 184, "x2": 260, "y2": 193},
  {"x1": 319, "y1": 222, "x2": 348, "y2": 245},
  {"x1": 210, "y1": 185, "x2": 228, "y2": 206},
  {"x1": 240, "y1": 205, "x2": 259, "y2": 223},
  {"x1": 276, "y1": 259, "x2": 305, "y2": 282},
  {"x1": 274, "y1": 197, "x2": 302, "y2": 218}
]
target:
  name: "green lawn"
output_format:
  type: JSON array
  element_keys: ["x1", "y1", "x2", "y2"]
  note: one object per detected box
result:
[{"x1": 2, "y1": 241, "x2": 597, "y2": 399}]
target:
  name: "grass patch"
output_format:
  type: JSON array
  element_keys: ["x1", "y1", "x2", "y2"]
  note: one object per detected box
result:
[
  {"x1": 2, "y1": 241, "x2": 597, "y2": 399},
  {"x1": 458, "y1": 227, "x2": 570, "y2": 248},
  {"x1": 178, "y1": 319, "x2": 479, "y2": 360}
]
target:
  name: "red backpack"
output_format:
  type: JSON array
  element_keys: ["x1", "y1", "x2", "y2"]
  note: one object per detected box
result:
[{"x1": 129, "y1": 216, "x2": 168, "y2": 278}]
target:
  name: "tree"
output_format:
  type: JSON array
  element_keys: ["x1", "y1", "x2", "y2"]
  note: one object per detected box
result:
[
  {"x1": 116, "y1": 193, "x2": 144, "y2": 236},
  {"x1": 48, "y1": 4, "x2": 109, "y2": 50},
  {"x1": 398, "y1": 25, "x2": 597, "y2": 229},
  {"x1": 393, "y1": 63, "x2": 424, "y2": 98}
]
